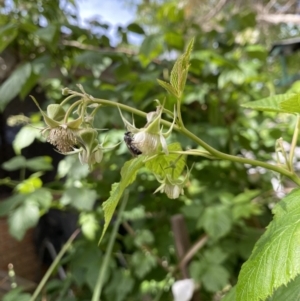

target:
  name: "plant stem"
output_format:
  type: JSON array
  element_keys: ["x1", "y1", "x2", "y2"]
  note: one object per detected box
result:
[
  {"x1": 60, "y1": 94, "x2": 78, "y2": 107},
  {"x1": 176, "y1": 98, "x2": 184, "y2": 128},
  {"x1": 63, "y1": 99, "x2": 83, "y2": 123},
  {"x1": 92, "y1": 190, "x2": 129, "y2": 301},
  {"x1": 29, "y1": 229, "x2": 80, "y2": 301},
  {"x1": 88, "y1": 97, "x2": 300, "y2": 186},
  {"x1": 180, "y1": 126, "x2": 300, "y2": 186},
  {"x1": 289, "y1": 114, "x2": 300, "y2": 173}
]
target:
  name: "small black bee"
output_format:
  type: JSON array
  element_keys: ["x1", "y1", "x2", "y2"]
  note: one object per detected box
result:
[{"x1": 124, "y1": 131, "x2": 142, "y2": 156}]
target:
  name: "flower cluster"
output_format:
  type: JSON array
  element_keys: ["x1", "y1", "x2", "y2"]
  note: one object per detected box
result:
[
  {"x1": 33, "y1": 91, "x2": 191, "y2": 199},
  {"x1": 31, "y1": 95, "x2": 108, "y2": 170}
]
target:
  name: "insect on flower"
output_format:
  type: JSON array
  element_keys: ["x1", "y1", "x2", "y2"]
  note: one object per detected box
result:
[{"x1": 124, "y1": 131, "x2": 142, "y2": 156}]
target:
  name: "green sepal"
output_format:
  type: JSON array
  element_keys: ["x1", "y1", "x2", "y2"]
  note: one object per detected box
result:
[
  {"x1": 46, "y1": 104, "x2": 65, "y2": 121},
  {"x1": 30, "y1": 95, "x2": 61, "y2": 128},
  {"x1": 67, "y1": 116, "x2": 83, "y2": 129}
]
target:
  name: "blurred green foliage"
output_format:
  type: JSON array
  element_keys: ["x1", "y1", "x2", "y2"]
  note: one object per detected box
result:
[{"x1": 0, "y1": 0, "x2": 299, "y2": 300}]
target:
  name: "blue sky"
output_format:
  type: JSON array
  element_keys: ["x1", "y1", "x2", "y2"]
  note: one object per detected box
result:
[
  {"x1": 76, "y1": 0, "x2": 138, "y2": 45},
  {"x1": 77, "y1": 0, "x2": 135, "y2": 27}
]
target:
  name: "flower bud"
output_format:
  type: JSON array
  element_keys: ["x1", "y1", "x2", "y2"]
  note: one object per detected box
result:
[
  {"x1": 62, "y1": 87, "x2": 71, "y2": 95},
  {"x1": 164, "y1": 183, "x2": 183, "y2": 199},
  {"x1": 154, "y1": 171, "x2": 191, "y2": 200}
]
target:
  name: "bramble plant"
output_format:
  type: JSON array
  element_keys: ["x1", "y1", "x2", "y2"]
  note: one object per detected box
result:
[{"x1": 27, "y1": 38, "x2": 300, "y2": 301}]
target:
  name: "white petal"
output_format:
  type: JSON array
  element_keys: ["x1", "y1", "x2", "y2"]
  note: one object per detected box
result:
[
  {"x1": 160, "y1": 134, "x2": 169, "y2": 155},
  {"x1": 172, "y1": 279, "x2": 195, "y2": 301},
  {"x1": 134, "y1": 132, "x2": 160, "y2": 155},
  {"x1": 165, "y1": 184, "x2": 181, "y2": 199}
]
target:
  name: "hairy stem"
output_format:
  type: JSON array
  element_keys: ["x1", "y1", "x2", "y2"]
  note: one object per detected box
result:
[{"x1": 87, "y1": 97, "x2": 300, "y2": 186}]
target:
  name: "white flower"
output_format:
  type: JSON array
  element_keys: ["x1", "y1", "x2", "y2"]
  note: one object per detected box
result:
[
  {"x1": 164, "y1": 183, "x2": 183, "y2": 199},
  {"x1": 133, "y1": 131, "x2": 161, "y2": 155},
  {"x1": 172, "y1": 279, "x2": 195, "y2": 301},
  {"x1": 119, "y1": 102, "x2": 175, "y2": 156},
  {"x1": 154, "y1": 174, "x2": 185, "y2": 199},
  {"x1": 154, "y1": 165, "x2": 193, "y2": 199}
]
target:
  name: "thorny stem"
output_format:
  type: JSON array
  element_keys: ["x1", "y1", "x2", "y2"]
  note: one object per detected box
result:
[
  {"x1": 289, "y1": 114, "x2": 300, "y2": 173},
  {"x1": 70, "y1": 95, "x2": 300, "y2": 186}
]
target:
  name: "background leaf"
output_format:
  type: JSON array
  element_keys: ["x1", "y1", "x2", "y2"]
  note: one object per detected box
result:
[
  {"x1": 61, "y1": 187, "x2": 97, "y2": 211},
  {"x1": 2, "y1": 156, "x2": 26, "y2": 171},
  {"x1": 0, "y1": 63, "x2": 31, "y2": 111},
  {"x1": 0, "y1": 24, "x2": 18, "y2": 53},
  {"x1": 241, "y1": 94, "x2": 298, "y2": 113},
  {"x1": 12, "y1": 126, "x2": 40, "y2": 154},
  {"x1": 26, "y1": 156, "x2": 53, "y2": 171},
  {"x1": 202, "y1": 205, "x2": 232, "y2": 239},
  {"x1": 8, "y1": 202, "x2": 40, "y2": 240}
]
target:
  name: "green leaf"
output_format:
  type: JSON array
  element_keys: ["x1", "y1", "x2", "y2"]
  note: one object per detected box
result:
[
  {"x1": 170, "y1": 38, "x2": 194, "y2": 97},
  {"x1": 57, "y1": 155, "x2": 90, "y2": 180},
  {"x1": 0, "y1": 63, "x2": 31, "y2": 111},
  {"x1": 241, "y1": 94, "x2": 298, "y2": 113},
  {"x1": 236, "y1": 188, "x2": 300, "y2": 301},
  {"x1": 157, "y1": 79, "x2": 179, "y2": 97},
  {"x1": 13, "y1": 126, "x2": 39, "y2": 154},
  {"x1": 26, "y1": 156, "x2": 53, "y2": 171},
  {"x1": 75, "y1": 51, "x2": 112, "y2": 67},
  {"x1": 0, "y1": 194, "x2": 26, "y2": 217},
  {"x1": 0, "y1": 24, "x2": 18, "y2": 53},
  {"x1": 3, "y1": 287, "x2": 31, "y2": 301},
  {"x1": 127, "y1": 23, "x2": 144, "y2": 34},
  {"x1": 79, "y1": 212, "x2": 99, "y2": 240},
  {"x1": 16, "y1": 176, "x2": 43, "y2": 193},
  {"x1": 202, "y1": 205, "x2": 232, "y2": 239},
  {"x1": 19, "y1": 71, "x2": 39, "y2": 99},
  {"x1": 267, "y1": 274, "x2": 300, "y2": 301},
  {"x1": 231, "y1": 190, "x2": 262, "y2": 220},
  {"x1": 139, "y1": 34, "x2": 163, "y2": 67},
  {"x1": 201, "y1": 264, "x2": 230, "y2": 292},
  {"x1": 27, "y1": 188, "x2": 52, "y2": 210},
  {"x1": 131, "y1": 251, "x2": 157, "y2": 279},
  {"x1": 145, "y1": 142, "x2": 185, "y2": 178},
  {"x1": 61, "y1": 187, "x2": 97, "y2": 211},
  {"x1": 164, "y1": 32, "x2": 184, "y2": 50},
  {"x1": 190, "y1": 260, "x2": 230, "y2": 292},
  {"x1": 280, "y1": 94, "x2": 300, "y2": 113},
  {"x1": 2, "y1": 156, "x2": 26, "y2": 171},
  {"x1": 218, "y1": 69, "x2": 245, "y2": 88},
  {"x1": 134, "y1": 229, "x2": 154, "y2": 247},
  {"x1": 8, "y1": 202, "x2": 40, "y2": 240},
  {"x1": 104, "y1": 270, "x2": 135, "y2": 301},
  {"x1": 35, "y1": 24, "x2": 58, "y2": 43},
  {"x1": 204, "y1": 247, "x2": 228, "y2": 264},
  {"x1": 99, "y1": 156, "x2": 144, "y2": 243}
]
